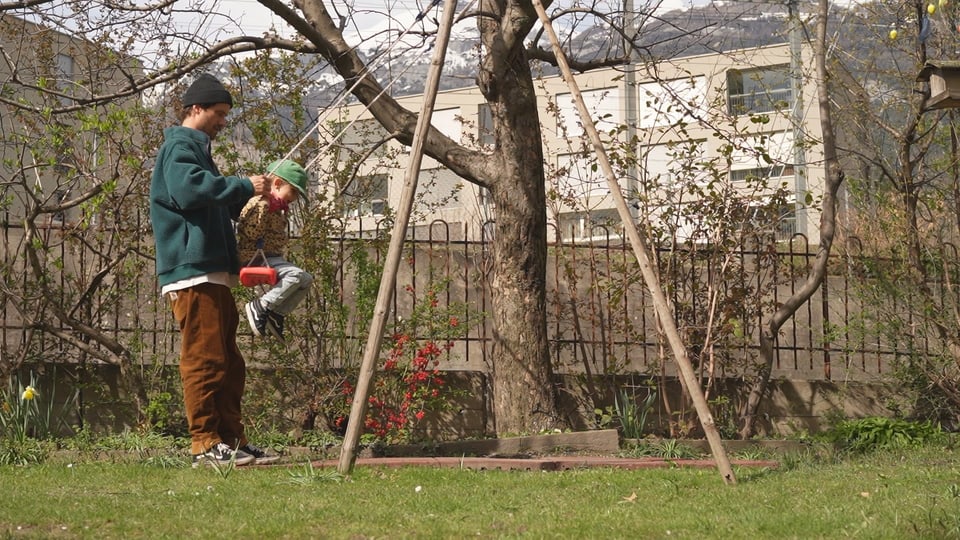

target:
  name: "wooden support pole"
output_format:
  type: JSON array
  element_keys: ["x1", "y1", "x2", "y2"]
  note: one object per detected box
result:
[
  {"x1": 530, "y1": 0, "x2": 737, "y2": 484},
  {"x1": 337, "y1": 0, "x2": 459, "y2": 475}
]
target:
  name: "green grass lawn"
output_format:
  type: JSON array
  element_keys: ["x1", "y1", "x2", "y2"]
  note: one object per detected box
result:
[{"x1": 2, "y1": 444, "x2": 960, "y2": 539}]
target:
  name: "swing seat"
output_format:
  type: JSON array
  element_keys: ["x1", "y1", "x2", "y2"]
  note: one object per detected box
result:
[{"x1": 240, "y1": 266, "x2": 277, "y2": 287}]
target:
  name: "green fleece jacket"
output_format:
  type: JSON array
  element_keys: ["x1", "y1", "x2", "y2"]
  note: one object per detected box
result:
[{"x1": 150, "y1": 126, "x2": 254, "y2": 288}]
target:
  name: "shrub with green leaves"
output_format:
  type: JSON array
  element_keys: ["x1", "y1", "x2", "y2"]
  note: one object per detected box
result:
[
  {"x1": 825, "y1": 416, "x2": 943, "y2": 453},
  {"x1": 614, "y1": 387, "x2": 657, "y2": 439}
]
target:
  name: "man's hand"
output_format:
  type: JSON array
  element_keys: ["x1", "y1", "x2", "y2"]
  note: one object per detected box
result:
[{"x1": 249, "y1": 175, "x2": 271, "y2": 197}]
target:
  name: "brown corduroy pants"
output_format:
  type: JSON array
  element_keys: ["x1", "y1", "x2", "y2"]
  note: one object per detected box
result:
[{"x1": 169, "y1": 282, "x2": 248, "y2": 455}]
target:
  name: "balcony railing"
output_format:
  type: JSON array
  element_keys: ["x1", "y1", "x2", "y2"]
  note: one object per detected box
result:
[{"x1": 728, "y1": 88, "x2": 793, "y2": 115}]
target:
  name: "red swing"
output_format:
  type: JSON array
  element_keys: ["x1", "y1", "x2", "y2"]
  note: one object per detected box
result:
[{"x1": 240, "y1": 241, "x2": 277, "y2": 287}]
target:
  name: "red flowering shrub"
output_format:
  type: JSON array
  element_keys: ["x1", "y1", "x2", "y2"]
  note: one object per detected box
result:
[{"x1": 331, "y1": 280, "x2": 473, "y2": 443}]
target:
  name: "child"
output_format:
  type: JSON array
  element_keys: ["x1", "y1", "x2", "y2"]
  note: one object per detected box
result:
[{"x1": 237, "y1": 159, "x2": 313, "y2": 340}]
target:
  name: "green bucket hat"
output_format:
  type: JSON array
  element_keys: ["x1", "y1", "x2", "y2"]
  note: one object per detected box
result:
[{"x1": 267, "y1": 159, "x2": 308, "y2": 199}]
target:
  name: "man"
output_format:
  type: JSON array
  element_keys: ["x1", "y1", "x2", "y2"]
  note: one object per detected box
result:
[{"x1": 149, "y1": 72, "x2": 277, "y2": 467}]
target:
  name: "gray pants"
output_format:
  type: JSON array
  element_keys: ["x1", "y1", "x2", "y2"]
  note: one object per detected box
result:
[{"x1": 260, "y1": 257, "x2": 313, "y2": 316}]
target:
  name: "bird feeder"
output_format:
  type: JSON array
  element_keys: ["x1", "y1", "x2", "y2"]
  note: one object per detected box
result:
[{"x1": 917, "y1": 60, "x2": 960, "y2": 110}]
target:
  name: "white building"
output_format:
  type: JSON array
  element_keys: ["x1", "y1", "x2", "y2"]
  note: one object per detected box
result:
[{"x1": 326, "y1": 42, "x2": 824, "y2": 245}]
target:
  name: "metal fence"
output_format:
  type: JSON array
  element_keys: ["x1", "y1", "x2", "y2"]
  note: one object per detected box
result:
[{"x1": 0, "y1": 216, "x2": 925, "y2": 384}]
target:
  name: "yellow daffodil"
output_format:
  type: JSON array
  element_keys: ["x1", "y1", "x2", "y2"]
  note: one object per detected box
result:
[{"x1": 22, "y1": 385, "x2": 36, "y2": 401}]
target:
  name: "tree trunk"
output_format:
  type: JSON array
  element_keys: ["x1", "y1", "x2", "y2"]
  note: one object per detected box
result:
[
  {"x1": 295, "y1": 0, "x2": 567, "y2": 435},
  {"x1": 482, "y1": 26, "x2": 564, "y2": 435},
  {"x1": 739, "y1": 0, "x2": 843, "y2": 438}
]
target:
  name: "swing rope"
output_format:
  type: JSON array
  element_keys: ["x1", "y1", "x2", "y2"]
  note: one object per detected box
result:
[
  {"x1": 266, "y1": 0, "x2": 448, "y2": 176},
  {"x1": 305, "y1": 0, "x2": 478, "y2": 172}
]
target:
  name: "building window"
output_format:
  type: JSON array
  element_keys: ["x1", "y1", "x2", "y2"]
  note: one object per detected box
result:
[
  {"x1": 638, "y1": 141, "x2": 708, "y2": 193},
  {"x1": 558, "y1": 208, "x2": 621, "y2": 242},
  {"x1": 478, "y1": 186, "x2": 493, "y2": 207},
  {"x1": 746, "y1": 199, "x2": 796, "y2": 241},
  {"x1": 637, "y1": 76, "x2": 707, "y2": 129},
  {"x1": 430, "y1": 108, "x2": 462, "y2": 142},
  {"x1": 478, "y1": 103, "x2": 494, "y2": 146},
  {"x1": 557, "y1": 152, "x2": 607, "y2": 199},
  {"x1": 727, "y1": 65, "x2": 791, "y2": 115},
  {"x1": 773, "y1": 204, "x2": 797, "y2": 241},
  {"x1": 336, "y1": 118, "x2": 389, "y2": 163},
  {"x1": 421, "y1": 109, "x2": 462, "y2": 169},
  {"x1": 556, "y1": 87, "x2": 621, "y2": 137},
  {"x1": 729, "y1": 165, "x2": 794, "y2": 186},
  {"x1": 729, "y1": 131, "x2": 795, "y2": 179},
  {"x1": 55, "y1": 53, "x2": 74, "y2": 105},
  {"x1": 50, "y1": 189, "x2": 68, "y2": 225},
  {"x1": 343, "y1": 173, "x2": 388, "y2": 218},
  {"x1": 417, "y1": 168, "x2": 462, "y2": 210}
]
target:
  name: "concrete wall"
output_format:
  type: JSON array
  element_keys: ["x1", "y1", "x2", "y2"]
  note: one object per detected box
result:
[{"x1": 16, "y1": 363, "x2": 910, "y2": 441}]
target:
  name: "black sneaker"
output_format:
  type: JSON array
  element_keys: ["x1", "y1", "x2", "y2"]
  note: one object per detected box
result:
[
  {"x1": 241, "y1": 443, "x2": 281, "y2": 465},
  {"x1": 191, "y1": 442, "x2": 255, "y2": 468},
  {"x1": 265, "y1": 311, "x2": 285, "y2": 341},
  {"x1": 245, "y1": 299, "x2": 267, "y2": 337}
]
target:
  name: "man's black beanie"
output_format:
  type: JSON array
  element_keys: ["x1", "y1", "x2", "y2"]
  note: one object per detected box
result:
[{"x1": 182, "y1": 73, "x2": 233, "y2": 108}]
